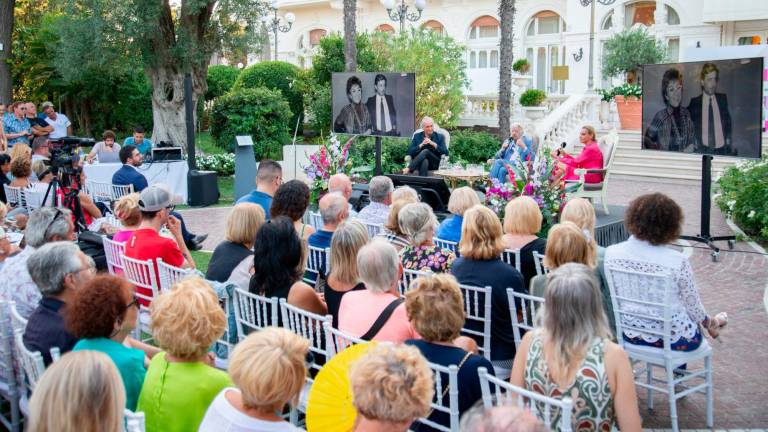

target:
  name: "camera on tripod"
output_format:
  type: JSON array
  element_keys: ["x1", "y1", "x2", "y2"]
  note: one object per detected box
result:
[{"x1": 46, "y1": 136, "x2": 95, "y2": 186}]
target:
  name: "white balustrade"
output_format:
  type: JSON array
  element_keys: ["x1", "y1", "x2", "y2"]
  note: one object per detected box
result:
[{"x1": 529, "y1": 93, "x2": 601, "y2": 153}]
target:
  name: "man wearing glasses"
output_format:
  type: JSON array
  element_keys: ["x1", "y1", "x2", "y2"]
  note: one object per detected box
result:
[{"x1": 2, "y1": 101, "x2": 32, "y2": 147}]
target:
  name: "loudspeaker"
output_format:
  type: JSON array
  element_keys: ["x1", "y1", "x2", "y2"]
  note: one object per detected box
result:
[{"x1": 188, "y1": 170, "x2": 219, "y2": 206}]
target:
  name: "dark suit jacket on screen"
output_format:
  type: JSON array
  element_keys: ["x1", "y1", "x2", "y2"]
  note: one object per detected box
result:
[
  {"x1": 365, "y1": 94, "x2": 398, "y2": 136},
  {"x1": 687, "y1": 93, "x2": 733, "y2": 155}
]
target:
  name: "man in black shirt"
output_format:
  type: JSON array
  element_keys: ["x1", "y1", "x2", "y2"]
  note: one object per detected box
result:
[
  {"x1": 25, "y1": 102, "x2": 53, "y2": 137},
  {"x1": 404, "y1": 116, "x2": 448, "y2": 176}
]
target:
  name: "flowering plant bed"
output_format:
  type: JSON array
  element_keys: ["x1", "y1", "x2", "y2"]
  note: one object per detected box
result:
[{"x1": 715, "y1": 156, "x2": 768, "y2": 244}]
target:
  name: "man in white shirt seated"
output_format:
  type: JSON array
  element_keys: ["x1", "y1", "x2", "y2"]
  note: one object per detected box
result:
[
  {"x1": 41, "y1": 102, "x2": 72, "y2": 139},
  {"x1": 357, "y1": 176, "x2": 393, "y2": 226}
]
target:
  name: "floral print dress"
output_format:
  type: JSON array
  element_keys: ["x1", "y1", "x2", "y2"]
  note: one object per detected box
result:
[{"x1": 400, "y1": 244, "x2": 455, "y2": 273}]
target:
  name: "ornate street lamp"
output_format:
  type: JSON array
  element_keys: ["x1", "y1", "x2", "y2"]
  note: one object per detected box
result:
[
  {"x1": 262, "y1": 1, "x2": 295, "y2": 61},
  {"x1": 380, "y1": 0, "x2": 427, "y2": 33},
  {"x1": 579, "y1": 0, "x2": 616, "y2": 92}
]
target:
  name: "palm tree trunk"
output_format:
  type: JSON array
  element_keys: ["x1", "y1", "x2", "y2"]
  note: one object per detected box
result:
[
  {"x1": 498, "y1": 0, "x2": 516, "y2": 141},
  {"x1": 343, "y1": 0, "x2": 357, "y2": 72}
]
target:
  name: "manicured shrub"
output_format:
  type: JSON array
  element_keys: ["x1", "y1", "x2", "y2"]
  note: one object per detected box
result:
[
  {"x1": 205, "y1": 65, "x2": 241, "y2": 101},
  {"x1": 519, "y1": 89, "x2": 547, "y2": 107},
  {"x1": 233, "y1": 61, "x2": 303, "y2": 132},
  {"x1": 449, "y1": 130, "x2": 501, "y2": 164}
]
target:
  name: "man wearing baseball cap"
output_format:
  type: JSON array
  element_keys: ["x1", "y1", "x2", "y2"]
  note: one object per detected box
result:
[
  {"x1": 124, "y1": 184, "x2": 196, "y2": 275},
  {"x1": 41, "y1": 101, "x2": 72, "y2": 139}
]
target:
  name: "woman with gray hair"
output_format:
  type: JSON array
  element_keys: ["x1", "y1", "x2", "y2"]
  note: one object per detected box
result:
[
  {"x1": 399, "y1": 202, "x2": 455, "y2": 273},
  {"x1": 337, "y1": 239, "x2": 418, "y2": 342},
  {"x1": 510, "y1": 263, "x2": 641, "y2": 431}
]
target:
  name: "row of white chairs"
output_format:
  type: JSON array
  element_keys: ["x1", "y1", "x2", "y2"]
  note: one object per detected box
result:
[
  {"x1": 3, "y1": 185, "x2": 60, "y2": 213},
  {"x1": 82, "y1": 181, "x2": 134, "y2": 204}
]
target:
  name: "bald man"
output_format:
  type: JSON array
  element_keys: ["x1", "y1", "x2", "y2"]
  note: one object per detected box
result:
[
  {"x1": 307, "y1": 192, "x2": 350, "y2": 250},
  {"x1": 328, "y1": 173, "x2": 358, "y2": 218}
]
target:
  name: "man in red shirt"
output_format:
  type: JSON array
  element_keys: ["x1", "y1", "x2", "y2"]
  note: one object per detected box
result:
[{"x1": 124, "y1": 184, "x2": 195, "y2": 271}]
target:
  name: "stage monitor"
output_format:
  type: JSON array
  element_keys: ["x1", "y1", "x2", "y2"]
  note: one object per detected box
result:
[
  {"x1": 386, "y1": 174, "x2": 451, "y2": 214},
  {"x1": 641, "y1": 57, "x2": 763, "y2": 159},
  {"x1": 331, "y1": 72, "x2": 416, "y2": 138}
]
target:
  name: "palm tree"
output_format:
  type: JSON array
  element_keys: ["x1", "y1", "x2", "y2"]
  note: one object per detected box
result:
[
  {"x1": 498, "y1": 0, "x2": 516, "y2": 141},
  {"x1": 343, "y1": 0, "x2": 357, "y2": 72}
]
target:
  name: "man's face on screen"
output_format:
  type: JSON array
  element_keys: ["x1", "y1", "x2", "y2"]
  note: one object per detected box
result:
[
  {"x1": 702, "y1": 71, "x2": 717, "y2": 95},
  {"x1": 375, "y1": 79, "x2": 387, "y2": 96}
]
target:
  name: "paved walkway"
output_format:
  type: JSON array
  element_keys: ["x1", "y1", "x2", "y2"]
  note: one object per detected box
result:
[{"x1": 178, "y1": 177, "x2": 768, "y2": 429}]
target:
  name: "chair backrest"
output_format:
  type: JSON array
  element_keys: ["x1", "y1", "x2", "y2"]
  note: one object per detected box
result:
[
  {"x1": 3, "y1": 184, "x2": 21, "y2": 207},
  {"x1": 478, "y1": 367, "x2": 573, "y2": 432},
  {"x1": 232, "y1": 288, "x2": 279, "y2": 342},
  {"x1": 307, "y1": 211, "x2": 323, "y2": 230},
  {"x1": 13, "y1": 329, "x2": 58, "y2": 395},
  {"x1": 304, "y1": 246, "x2": 330, "y2": 284},
  {"x1": 433, "y1": 238, "x2": 458, "y2": 256},
  {"x1": 506, "y1": 289, "x2": 545, "y2": 349},
  {"x1": 9, "y1": 301, "x2": 28, "y2": 335},
  {"x1": 603, "y1": 262, "x2": 675, "y2": 353},
  {"x1": 84, "y1": 181, "x2": 114, "y2": 203},
  {"x1": 500, "y1": 248, "x2": 522, "y2": 272},
  {"x1": 412, "y1": 124, "x2": 451, "y2": 148},
  {"x1": 398, "y1": 268, "x2": 432, "y2": 297},
  {"x1": 458, "y1": 283, "x2": 492, "y2": 361},
  {"x1": 102, "y1": 236, "x2": 126, "y2": 275},
  {"x1": 20, "y1": 188, "x2": 47, "y2": 211},
  {"x1": 360, "y1": 220, "x2": 383, "y2": 238},
  {"x1": 532, "y1": 251, "x2": 547, "y2": 276},
  {"x1": 156, "y1": 258, "x2": 193, "y2": 293},
  {"x1": 0, "y1": 300, "x2": 19, "y2": 388},
  {"x1": 111, "y1": 184, "x2": 134, "y2": 200},
  {"x1": 414, "y1": 362, "x2": 460, "y2": 432},
  {"x1": 122, "y1": 256, "x2": 160, "y2": 305},
  {"x1": 124, "y1": 409, "x2": 146, "y2": 432},
  {"x1": 598, "y1": 129, "x2": 618, "y2": 169},
  {"x1": 279, "y1": 299, "x2": 332, "y2": 380},
  {"x1": 323, "y1": 321, "x2": 367, "y2": 359}
]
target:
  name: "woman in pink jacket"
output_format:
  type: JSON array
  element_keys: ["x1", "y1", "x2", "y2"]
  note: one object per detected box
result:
[{"x1": 553, "y1": 125, "x2": 604, "y2": 184}]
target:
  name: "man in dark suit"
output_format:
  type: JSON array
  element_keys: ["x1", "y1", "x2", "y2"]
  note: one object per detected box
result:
[
  {"x1": 687, "y1": 63, "x2": 733, "y2": 156},
  {"x1": 365, "y1": 74, "x2": 398, "y2": 136},
  {"x1": 404, "y1": 116, "x2": 448, "y2": 176}
]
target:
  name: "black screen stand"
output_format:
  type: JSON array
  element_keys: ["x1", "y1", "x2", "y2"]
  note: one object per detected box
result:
[{"x1": 679, "y1": 154, "x2": 735, "y2": 262}]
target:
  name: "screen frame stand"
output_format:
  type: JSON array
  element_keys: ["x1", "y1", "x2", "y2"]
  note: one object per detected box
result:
[
  {"x1": 679, "y1": 154, "x2": 736, "y2": 262},
  {"x1": 375, "y1": 136, "x2": 382, "y2": 176}
]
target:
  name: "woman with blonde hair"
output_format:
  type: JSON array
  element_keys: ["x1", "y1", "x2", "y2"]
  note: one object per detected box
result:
[
  {"x1": 552, "y1": 125, "x2": 604, "y2": 184},
  {"x1": 405, "y1": 273, "x2": 495, "y2": 429},
  {"x1": 137, "y1": 276, "x2": 232, "y2": 432},
  {"x1": 112, "y1": 192, "x2": 142, "y2": 243},
  {"x1": 435, "y1": 186, "x2": 480, "y2": 243},
  {"x1": 451, "y1": 204, "x2": 525, "y2": 379},
  {"x1": 511, "y1": 263, "x2": 642, "y2": 431},
  {"x1": 28, "y1": 350, "x2": 126, "y2": 432},
  {"x1": 199, "y1": 327, "x2": 308, "y2": 431},
  {"x1": 399, "y1": 202, "x2": 455, "y2": 273},
  {"x1": 350, "y1": 344, "x2": 434, "y2": 432},
  {"x1": 530, "y1": 221, "x2": 595, "y2": 297},
  {"x1": 377, "y1": 198, "x2": 417, "y2": 251},
  {"x1": 502, "y1": 196, "x2": 547, "y2": 288},
  {"x1": 326, "y1": 219, "x2": 369, "y2": 327},
  {"x1": 8, "y1": 142, "x2": 30, "y2": 164},
  {"x1": 206, "y1": 202, "x2": 265, "y2": 282}
]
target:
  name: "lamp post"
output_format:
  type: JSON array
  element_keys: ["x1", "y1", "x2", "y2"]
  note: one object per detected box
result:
[
  {"x1": 262, "y1": 1, "x2": 295, "y2": 61},
  {"x1": 580, "y1": 0, "x2": 616, "y2": 92},
  {"x1": 380, "y1": 0, "x2": 426, "y2": 33}
]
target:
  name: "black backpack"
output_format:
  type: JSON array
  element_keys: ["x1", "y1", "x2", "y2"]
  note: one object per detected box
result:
[{"x1": 77, "y1": 230, "x2": 107, "y2": 271}]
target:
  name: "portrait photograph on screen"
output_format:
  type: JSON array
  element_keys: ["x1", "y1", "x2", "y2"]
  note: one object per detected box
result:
[
  {"x1": 641, "y1": 57, "x2": 764, "y2": 159},
  {"x1": 331, "y1": 72, "x2": 416, "y2": 138}
]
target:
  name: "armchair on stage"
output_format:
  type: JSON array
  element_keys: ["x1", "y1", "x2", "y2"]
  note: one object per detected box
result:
[
  {"x1": 569, "y1": 128, "x2": 618, "y2": 215},
  {"x1": 403, "y1": 123, "x2": 451, "y2": 176}
]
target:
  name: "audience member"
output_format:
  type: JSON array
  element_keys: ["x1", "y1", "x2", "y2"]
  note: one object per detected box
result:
[
  {"x1": 0, "y1": 205, "x2": 17, "y2": 266},
  {"x1": 502, "y1": 196, "x2": 547, "y2": 288},
  {"x1": 399, "y1": 202, "x2": 455, "y2": 273},
  {"x1": 530, "y1": 221, "x2": 595, "y2": 297},
  {"x1": 9, "y1": 155, "x2": 32, "y2": 189},
  {"x1": 67, "y1": 275, "x2": 160, "y2": 410},
  {"x1": 87, "y1": 130, "x2": 122, "y2": 163},
  {"x1": 206, "y1": 202, "x2": 265, "y2": 283},
  {"x1": 9, "y1": 141, "x2": 30, "y2": 162},
  {"x1": 236, "y1": 159, "x2": 282, "y2": 219},
  {"x1": 329, "y1": 173, "x2": 358, "y2": 218},
  {"x1": 358, "y1": 175, "x2": 393, "y2": 225},
  {"x1": 308, "y1": 192, "x2": 349, "y2": 250},
  {"x1": 459, "y1": 403, "x2": 548, "y2": 432},
  {"x1": 605, "y1": 193, "x2": 728, "y2": 350},
  {"x1": 59, "y1": 170, "x2": 102, "y2": 226},
  {"x1": 112, "y1": 193, "x2": 142, "y2": 243},
  {"x1": 338, "y1": 239, "x2": 417, "y2": 342},
  {"x1": 25, "y1": 102, "x2": 53, "y2": 137},
  {"x1": 451, "y1": 205, "x2": 525, "y2": 379},
  {"x1": 3, "y1": 102, "x2": 32, "y2": 147},
  {"x1": 349, "y1": 343, "x2": 433, "y2": 432},
  {"x1": 123, "y1": 126, "x2": 154, "y2": 155},
  {"x1": 249, "y1": 217, "x2": 326, "y2": 315},
  {"x1": 27, "y1": 351, "x2": 126, "y2": 432},
  {"x1": 405, "y1": 274, "x2": 494, "y2": 430},
  {"x1": 30, "y1": 137, "x2": 50, "y2": 175},
  {"x1": 41, "y1": 101, "x2": 72, "y2": 139},
  {"x1": 553, "y1": 126, "x2": 604, "y2": 184},
  {"x1": 24, "y1": 241, "x2": 95, "y2": 365},
  {"x1": 377, "y1": 198, "x2": 418, "y2": 251},
  {"x1": 436, "y1": 186, "x2": 480, "y2": 243},
  {"x1": 405, "y1": 116, "x2": 448, "y2": 176},
  {"x1": 0, "y1": 111, "x2": 6, "y2": 151},
  {"x1": 325, "y1": 220, "x2": 368, "y2": 327},
  {"x1": 392, "y1": 185, "x2": 419, "y2": 203},
  {"x1": 270, "y1": 179, "x2": 315, "y2": 241},
  {"x1": 199, "y1": 328, "x2": 308, "y2": 431},
  {"x1": 137, "y1": 277, "x2": 232, "y2": 432},
  {"x1": 0, "y1": 207, "x2": 75, "y2": 318},
  {"x1": 510, "y1": 263, "x2": 642, "y2": 431}
]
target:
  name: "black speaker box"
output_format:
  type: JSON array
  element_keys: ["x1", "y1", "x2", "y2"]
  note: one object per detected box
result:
[{"x1": 188, "y1": 170, "x2": 219, "y2": 206}]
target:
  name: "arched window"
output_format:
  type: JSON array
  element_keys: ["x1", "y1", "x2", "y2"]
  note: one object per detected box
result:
[
  {"x1": 601, "y1": 11, "x2": 613, "y2": 30},
  {"x1": 469, "y1": 16, "x2": 500, "y2": 40},
  {"x1": 309, "y1": 29, "x2": 326, "y2": 48},
  {"x1": 469, "y1": 51, "x2": 477, "y2": 68},
  {"x1": 666, "y1": 5, "x2": 680, "y2": 25},
  {"x1": 625, "y1": 1, "x2": 655, "y2": 27},
  {"x1": 526, "y1": 10, "x2": 565, "y2": 36},
  {"x1": 376, "y1": 24, "x2": 396, "y2": 33},
  {"x1": 298, "y1": 28, "x2": 327, "y2": 69},
  {"x1": 421, "y1": 20, "x2": 444, "y2": 34},
  {"x1": 490, "y1": 50, "x2": 499, "y2": 68}
]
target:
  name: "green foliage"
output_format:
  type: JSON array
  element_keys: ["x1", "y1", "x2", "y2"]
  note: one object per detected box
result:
[
  {"x1": 346, "y1": 136, "x2": 410, "y2": 177},
  {"x1": 303, "y1": 82, "x2": 333, "y2": 136},
  {"x1": 448, "y1": 130, "x2": 500, "y2": 164},
  {"x1": 205, "y1": 65, "x2": 241, "y2": 101},
  {"x1": 602, "y1": 28, "x2": 667, "y2": 81},
  {"x1": 596, "y1": 88, "x2": 614, "y2": 102},
  {"x1": 715, "y1": 157, "x2": 768, "y2": 243},
  {"x1": 519, "y1": 89, "x2": 547, "y2": 107},
  {"x1": 512, "y1": 59, "x2": 530, "y2": 73},
  {"x1": 311, "y1": 33, "x2": 383, "y2": 85},
  {"x1": 371, "y1": 29, "x2": 469, "y2": 128},
  {"x1": 210, "y1": 87, "x2": 292, "y2": 161},
  {"x1": 611, "y1": 83, "x2": 643, "y2": 99},
  {"x1": 233, "y1": 61, "x2": 303, "y2": 131}
]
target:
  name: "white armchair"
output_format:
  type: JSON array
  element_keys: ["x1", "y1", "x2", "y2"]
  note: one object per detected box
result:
[{"x1": 571, "y1": 128, "x2": 618, "y2": 215}]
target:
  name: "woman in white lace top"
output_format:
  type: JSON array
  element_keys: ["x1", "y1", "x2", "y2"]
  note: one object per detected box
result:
[{"x1": 604, "y1": 193, "x2": 727, "y2": 350}]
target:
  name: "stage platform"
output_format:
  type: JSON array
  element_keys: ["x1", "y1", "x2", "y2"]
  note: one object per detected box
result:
[{"x1": 594, "y1": 205, "x2": 629, "y2": 247}]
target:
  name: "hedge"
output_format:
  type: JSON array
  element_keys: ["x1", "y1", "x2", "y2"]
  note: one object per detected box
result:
[{"x1": 233, "y1": 61, "x2": 303, "y2": 132}]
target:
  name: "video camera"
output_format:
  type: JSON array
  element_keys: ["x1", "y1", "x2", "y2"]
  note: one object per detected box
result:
[{"x1": 47, "y1": 136, "x2": 95, "y2": 169}]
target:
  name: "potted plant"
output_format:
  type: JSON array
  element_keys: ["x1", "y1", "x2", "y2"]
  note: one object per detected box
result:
[
  {"x1": 519, "y1": 89, "x2": 548, "y2": 120},
  {"x1": 596, "y1": 88, "x2": 615, "y2": 125},
  {"x1": 602, "y1": 28, "x2": 667, "y2": 129},
  {"x1": 513, "y1": 59, "x2": 531, "y2": 74}
]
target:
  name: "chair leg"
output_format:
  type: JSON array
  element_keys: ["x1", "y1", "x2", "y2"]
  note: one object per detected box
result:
[
  {"x1": 601, "y1": 191, "x2": 610, "y2": 215},
  {"x1": 705, "y1": 355, "x2": 714, "y2": 428},
  {"x1": 666, "y1": 364, "x2": 679, "y2": 432},
  {"x1": 646, "y1": 362, "x2": 653, "y2": 410}
]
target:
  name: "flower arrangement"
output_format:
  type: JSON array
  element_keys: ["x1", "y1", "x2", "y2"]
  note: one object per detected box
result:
[
  {"x1": 303, "y1": 134, "x2": 355, "y2": 205},
  {"x1": 485, "y1": 148, "x2": 580, "y2": 235},
  {"x1": 197, "y1": 153, "x2": 235, "y2": 175}
]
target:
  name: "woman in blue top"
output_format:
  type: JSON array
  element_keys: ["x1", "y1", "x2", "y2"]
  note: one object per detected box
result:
[
  {"x1": 435, "y1": 186, "x2": 480, "y2": 243},
  {"x1": 66, "y1": 275, "x2": 160, "y2": 411}
]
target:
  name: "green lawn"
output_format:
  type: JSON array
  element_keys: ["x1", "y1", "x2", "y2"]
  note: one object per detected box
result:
[{"x1": 190, "y1": 249, "x2": 213, "y2": 274}]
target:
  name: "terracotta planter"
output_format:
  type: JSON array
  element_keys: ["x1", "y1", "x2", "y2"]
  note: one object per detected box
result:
[{"x1": 614, "y1": 95, "x2": 642, "y2": 130}]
